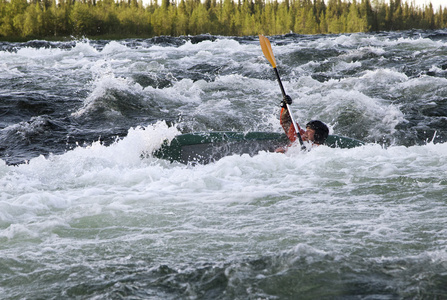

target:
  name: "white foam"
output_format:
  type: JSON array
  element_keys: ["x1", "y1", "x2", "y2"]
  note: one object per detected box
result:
[
  {"x1": 101, "y1": 41, "x2": 130, "y2": 55},
  {"x1": 0, "y1": 135, "x2": 446, "y2": 265},
  {"x1": 15, "y1": 45, "x2": 66, "y2": 59}
]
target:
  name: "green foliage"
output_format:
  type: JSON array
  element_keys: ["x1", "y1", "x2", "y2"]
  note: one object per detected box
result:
[{"x1": 0, "y1": 0, "x2": 446, "y2": 39}]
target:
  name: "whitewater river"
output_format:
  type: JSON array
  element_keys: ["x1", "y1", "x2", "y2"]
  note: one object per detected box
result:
[{"x1": 1, "y1": 30, "x2": 447, "y2": 299}]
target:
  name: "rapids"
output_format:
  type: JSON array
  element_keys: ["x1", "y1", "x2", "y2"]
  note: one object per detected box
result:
[{"x1": 1, "y1": 31, "x2": 447, "y2": 299}]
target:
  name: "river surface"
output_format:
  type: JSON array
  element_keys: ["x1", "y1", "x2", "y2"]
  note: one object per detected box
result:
[{"x1": 1, "y1": 30, "x2": 447, "y2": 299}]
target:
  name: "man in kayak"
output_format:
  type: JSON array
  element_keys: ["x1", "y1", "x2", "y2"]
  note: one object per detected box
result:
[{"x1": 277, "y1": 95, "x2": 329, "y2": 152}]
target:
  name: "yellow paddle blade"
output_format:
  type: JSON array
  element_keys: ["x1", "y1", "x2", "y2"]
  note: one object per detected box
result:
[{"x1": 259, "y1": 34, "x2": 277, "y2": 68}]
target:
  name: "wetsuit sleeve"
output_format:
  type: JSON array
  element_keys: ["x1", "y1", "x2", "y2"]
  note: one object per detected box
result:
[{"x1": 280, "y1": 107, "x2": 304, "y2": 142}]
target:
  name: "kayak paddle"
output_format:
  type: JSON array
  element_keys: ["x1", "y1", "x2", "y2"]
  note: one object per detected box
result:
[{"x1": 259, "y1": 34, "x2": 304, "y2": 147}]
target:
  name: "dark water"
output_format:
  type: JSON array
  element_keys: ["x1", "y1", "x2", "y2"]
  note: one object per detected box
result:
[{"x1": 1, "y1": 30, "x2": 447, "y2": 299}]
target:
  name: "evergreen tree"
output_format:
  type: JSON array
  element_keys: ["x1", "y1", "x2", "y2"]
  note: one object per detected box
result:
[
  {"x1": 424, "y1": 3, "x2": 435, "y2": 29},
  {"x1": 190, "y1": 2, "x2": 210, "y2": 34},
  {"x1": 277, "y1": 0, "x2": 291, "y2": 34},
  {"x1": 220, "y1": 0, "x2": 235, "y2": 35},
  {"x1": 347, "y1": 0, "x2": 368, "y2": 32},
  {"x1": 175, "y1": 0, "x2": 188, "y2": 35},
  {"x1": 359, "y1": 0, "x2": 372, "y2": 31},
  {"x1": 1, "y1": 0, "x2": 27, "y2": 36},
  {"x1": 326, "y1": 0, "x2": 345, "y2": 33},
  {"x1": 70, "y1": 0, "x2": 96, "y2": 35},
  {"x1": 304, "y1": 4, "x2": 318, "y2": 34}
]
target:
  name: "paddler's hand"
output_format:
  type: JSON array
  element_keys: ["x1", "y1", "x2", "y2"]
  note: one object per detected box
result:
[{"x1": 281, "y1": 95, "x2": 292, "y2": 107}]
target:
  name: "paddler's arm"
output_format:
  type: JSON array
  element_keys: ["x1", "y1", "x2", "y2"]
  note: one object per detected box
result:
[{"x1": 279, "y1": 95, "x2": 305, "y2": 143}]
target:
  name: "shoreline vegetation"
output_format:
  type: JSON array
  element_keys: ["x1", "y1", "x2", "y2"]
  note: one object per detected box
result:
[{"x1": 0, "y1": 0, "x2": 446, "y2": 41}]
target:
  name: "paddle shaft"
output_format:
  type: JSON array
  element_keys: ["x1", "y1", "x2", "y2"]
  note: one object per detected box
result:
[
  {"x1": 259, "y1": 34, "x2": 304, "y2": 147},
  {"x1": 273, "y1": 68, "x2": 304, "y2": 146}
]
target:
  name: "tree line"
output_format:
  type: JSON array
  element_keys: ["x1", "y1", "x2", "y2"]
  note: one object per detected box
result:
[{"x1": 1, "y1": 0, "x2": 446, "y2": 39}]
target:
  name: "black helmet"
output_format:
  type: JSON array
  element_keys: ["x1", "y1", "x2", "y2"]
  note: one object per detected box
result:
[{"x1": 306, "y1": 120, "x2": 329, "y2": 144}]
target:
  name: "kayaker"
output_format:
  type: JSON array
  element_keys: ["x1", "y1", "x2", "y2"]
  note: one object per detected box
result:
[{"x1": 277, "y1": 95, "x2": 329, "y2": 152}]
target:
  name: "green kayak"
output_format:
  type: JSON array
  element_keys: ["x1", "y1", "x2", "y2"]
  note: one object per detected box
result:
[{"x1": 153, "y1": 131, "x2": 365, "y2": 164}]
